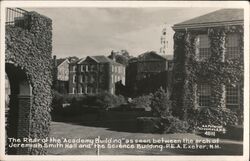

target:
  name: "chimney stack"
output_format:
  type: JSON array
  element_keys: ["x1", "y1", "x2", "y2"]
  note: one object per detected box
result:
[{"x1": 53, "y1": 55, "x2": 57, "y2": 67}]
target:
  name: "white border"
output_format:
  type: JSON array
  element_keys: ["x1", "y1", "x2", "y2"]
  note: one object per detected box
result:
[{"x1": 0, "y1": 1, "x2": 249, "y2": 161}]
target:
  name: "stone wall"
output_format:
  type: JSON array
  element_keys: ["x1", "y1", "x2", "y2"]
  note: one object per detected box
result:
[{"x1": 5, "y1": 11, "x2": 52, "y2": 154}]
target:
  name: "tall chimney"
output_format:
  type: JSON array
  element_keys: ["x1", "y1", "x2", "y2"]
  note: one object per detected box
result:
[{"x1": 53, "y1": 55, "x2": 57, "y2": 67}]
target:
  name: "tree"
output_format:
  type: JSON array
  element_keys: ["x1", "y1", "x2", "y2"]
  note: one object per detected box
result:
[
  {"x1": 108, "y1": 50, "x2": 131, "y2": 66},
  {"x1": 151, "y1": 87, "x2": 172, "y2": 117}
]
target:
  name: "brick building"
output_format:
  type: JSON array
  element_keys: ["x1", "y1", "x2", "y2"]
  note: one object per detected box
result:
[
  {"x1": 69, "y1": 55, "x2": 125, "y2": 95},
  {"x1": 171, "y1": 9, "x2": 243, "y2": 118},
  {"x1": 52, "y1": 56, "x2": 70, "y2": 93},
  {"x1": 126, "y1": 51, "x2": 173, "y2": 97}
]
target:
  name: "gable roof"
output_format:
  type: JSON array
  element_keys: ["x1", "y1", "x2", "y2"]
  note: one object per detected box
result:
[
  {"x1": 138, "y1": 51, "x2": 166, "y2": 61},
  {"x1": 173, "y1": 9, "x2": 243, "y2": 30},
  {"x1": 91, "y1": 56, "x2": 111, "y2": 63},
  {"x1": 83, "y1": 55, "x2": 124, "y2": 66},
  {"x1": 56, "y1": 59, "x2": 69, "y2": 67},
  {"x1": 77, "y1": 57, "x2": 86, "y2": 64}
]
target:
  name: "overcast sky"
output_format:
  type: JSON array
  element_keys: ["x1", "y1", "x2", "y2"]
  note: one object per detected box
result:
[{"x1": 25, "y1": 7, "x2": 219, "y2": 58}]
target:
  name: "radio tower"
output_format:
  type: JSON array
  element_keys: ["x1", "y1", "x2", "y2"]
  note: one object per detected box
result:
[{"x1": 160, "y1": 24, "x2": 168, "y2": 55}]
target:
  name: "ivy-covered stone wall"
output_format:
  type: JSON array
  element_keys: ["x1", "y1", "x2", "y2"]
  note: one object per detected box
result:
[
  {"x1": 171, "y1": 25, "x2": 244, "y2": 122},
  {"x1": 5, "y1": 11, "x2": 52, "y2": 154}
]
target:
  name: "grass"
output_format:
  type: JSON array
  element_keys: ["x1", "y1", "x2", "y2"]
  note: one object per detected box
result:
[{"x1": 48, "y1": 121, "x2": 243, "y2": 155}]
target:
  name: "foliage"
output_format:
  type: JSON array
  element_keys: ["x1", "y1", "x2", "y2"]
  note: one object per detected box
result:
[
  {"x1": 137, "y1": 116, "x2": 189, "y2": 134},
  {"x1": 51, "y1": 92, "x2": 126, "y2": 117},
  {"x1": 151, "y1": 87, "x2": 172, "y2": 117},
  {"x1": 6, "y1": 12, "x2": 52, "y2": 154},
  {"x1": 171, "y1": 25, "x2": 243, "y2": 121},
  {"x1": 136, "y1": 117, "x2": 161, "y2": 133},
  {"x1": 160, "y1": 116, "x2": 190, "y2": 134},
  {"x1": 108, "y1": 50, "x2": 131, "y2": 66},
  {"x1": 195, "y1": 107, "x2": 238, "y2": 127},
  {"x1": 131, "y1": 94, "x2": 153, "y2": 111},
  {"x1": 96, "y1": 92, "x2": 126, "y2": 109}
]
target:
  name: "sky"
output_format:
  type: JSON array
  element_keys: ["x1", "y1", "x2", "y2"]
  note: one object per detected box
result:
[{"x1": 25, "y1": 7, "x2": 219, "y2": 58}]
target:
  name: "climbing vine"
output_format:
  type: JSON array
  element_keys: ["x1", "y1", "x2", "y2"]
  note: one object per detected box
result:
[
  {"x1": 5, "y1": 11, "x2": 52, "y2": 154},
  {"x1": 172, "y1": 25, "x2": 244, "y2": 124}
]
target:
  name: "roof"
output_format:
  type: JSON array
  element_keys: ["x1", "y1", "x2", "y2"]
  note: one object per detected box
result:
[
  {"x1": 138, "y1": 51, "x2": 166, "y2": 61},
  {"x1": 69, "y1": 59, "x2": 80, "y2": 64},
  {"x1": 77, "y1": 57, "x2": 86, "y2": 64},
  {"x1": 91, "y1": 56, "x2": 111, "y2": 63},
  {"x1": 56, "y1": 59, "x2": 68, "y2": 67},
  {"x1": 84, "y1": 55, "x2": 124, "y2": 66},
  {"x1": 173, "y1": 9, "x2": 243, "y2": 30},
  {"x1": 160, "y1": 54, "x2": 174, "y2": 60}
]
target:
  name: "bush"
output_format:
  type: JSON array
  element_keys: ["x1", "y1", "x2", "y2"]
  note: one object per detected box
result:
[
  {"x1": 151, "y1": 87, "x2": 172, "y2": 117},
  {"x1": 131, "y1": 94, "x2": 152, "y2": 111},
  {"x1": 137, "y1": 116, "x2": 189, "y2": 134},
  {"x1": 196, "y1": 107, "x2": 238, "y2": 127},
  {"x1": 108, "y1": 104, "x2": 145, "y2": 111},
  {"x1": 137, "y1": 117, "x2": 161, "y2": 133},
  {"x1": 96, "y1": 92, "x2": 126, "y2": 110},
  {"x1": 158, "y1": 116, "x2": 190, "y2": 133},
  {"x1": 51, "y1": 91, "x2": 126, "y2": 117}
]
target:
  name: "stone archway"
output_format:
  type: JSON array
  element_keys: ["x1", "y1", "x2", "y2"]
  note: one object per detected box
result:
[
  {"x1": 5, "y1": 8, "x2": 52, "y2": 155},
  {"x1": 5, "y1": 63, "x2": 32, "y2": 154}
]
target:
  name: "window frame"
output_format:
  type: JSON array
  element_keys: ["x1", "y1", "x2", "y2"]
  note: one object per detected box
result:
[
  {"x1": 196, "y1": 34, "x2": 211, "y2": 61},
  {"x1": 197, "y1": 83, "x2": 211, "y2": 107}
]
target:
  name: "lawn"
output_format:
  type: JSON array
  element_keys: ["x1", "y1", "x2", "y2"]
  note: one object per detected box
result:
[{"x1": 47, "y1": 121, "x2": 243, "y2": 155}]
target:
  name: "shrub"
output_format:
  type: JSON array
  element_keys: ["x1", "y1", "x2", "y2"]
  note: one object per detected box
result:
[
  {"x1": 96, "y1": 92, "x2": 126, "y2": 110},
  {"x1": 137, "y1": 117, "x2": 161, "y2": 133},
  {"x1": 131, "y1": 94, "x2": 152, "y2": 111},
  {"x1": 137, "y1": 116, "x2": 189, "y2": 134},
  {"x1": 157, "y1": 116, "x2": 190, "y2": 134},
  {"x1": 151, "y1": 87, "x2": 172, "y2": 117},
  {"x1": 195, "y1": 107, "x2": 238, "y2": 127}
]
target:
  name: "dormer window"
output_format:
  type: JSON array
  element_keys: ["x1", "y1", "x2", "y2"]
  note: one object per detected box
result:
[{"x1": 196, "y1": 34, "x2": 211, "y2": 61}]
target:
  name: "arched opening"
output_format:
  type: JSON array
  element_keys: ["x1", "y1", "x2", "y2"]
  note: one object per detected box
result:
[{"x1": 5, "y1": 63, "x2": 32, "y2": 154}]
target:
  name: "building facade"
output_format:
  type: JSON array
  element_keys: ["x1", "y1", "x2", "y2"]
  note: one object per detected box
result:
[
  {"x1": 69, "y1": 55, "x2": 125, "y2": 95},
  {"x1": 52, "y1": 56, "x2": 70, "y2": 94},
  {"x1": 171, "y1": 9, "x2": 243, "y2": 119},
  {"x1": 126, "y1": 51, "x2": 173, "y2": 97}
]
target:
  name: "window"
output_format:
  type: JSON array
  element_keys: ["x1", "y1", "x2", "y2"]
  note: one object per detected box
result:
[
  {"x1": 73, "y1": 75, "x2": 76, "y2": 83},
  {"x1": 99, "y1": 64, "x2": 104, "y2": 72},
  {"x1": 196, "y1": 35, "x2": 211, "y2": 61},
  {"x1": 198, "y1": 84, "x2": 211, "y2": 107},
  {"x1": 79, "y1": 87, "x2": 82, "y2": 94},
  {"x1": 80, "y1": 75, "x2": 82, "y2": 83},
  {"x1": 226, "y1": 85, "x2": 239, "y2": 106},
  {"x1": 86, "y1": 65, "x2": 89, "y2": 72},
  {"x1": 226, "y1": 34, "x2": 240, "y2": 59},
  {"x1": 72, "y1": 87, "x2": 76, "y2": 94},
  {"x1": 72, "y1": 66, "x2": 76, "y2": 72},
  {"x1": 91, "y1": 65, "x2": 96, "y2": 71},
  {"x1": 85, "y1": 86, "x2": 88, "y2": 93},
  {"x1": 81, "y1": 65, "x2": 85, "y2": 72}
]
